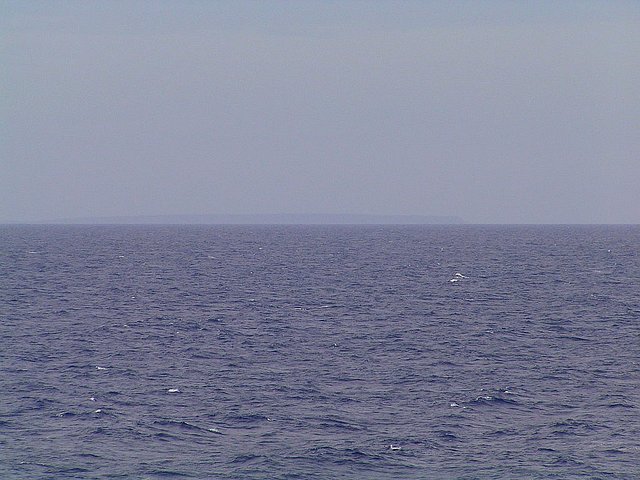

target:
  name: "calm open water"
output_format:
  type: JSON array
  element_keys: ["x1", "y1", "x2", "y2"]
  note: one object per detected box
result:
[{"x1": 1, "y1": 225, "x2": 639, "y2": 479}]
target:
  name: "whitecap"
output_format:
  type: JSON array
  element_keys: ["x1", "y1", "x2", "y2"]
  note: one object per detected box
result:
[
  {"x1": 389, "y1": 444, "x2": 402, "y2": 451},
  {"x1": 167, "y1": 388, "x2": 180, "y2": 393},
  {"x1": 96, "y1": 366, "x2": 107, "y2": 371},
  {"x1": 450, "y1": 402, "x2": 459, "y2": 407}
]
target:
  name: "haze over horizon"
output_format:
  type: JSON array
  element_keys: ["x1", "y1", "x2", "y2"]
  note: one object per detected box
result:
[{"x1": 2, "y1": 1, "x2": 639, "y2": 224}]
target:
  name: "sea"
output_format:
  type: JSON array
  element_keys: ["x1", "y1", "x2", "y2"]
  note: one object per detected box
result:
[{"x1": 1, "y1": 224, "x2": 639, "y2": 479}]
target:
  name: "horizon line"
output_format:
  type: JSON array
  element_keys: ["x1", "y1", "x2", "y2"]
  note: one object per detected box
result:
[{"x1": 4, "y1": 213, "x2": 465, "y2": 225}]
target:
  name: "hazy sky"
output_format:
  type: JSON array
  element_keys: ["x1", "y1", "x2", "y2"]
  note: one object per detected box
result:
[{"x1": 2, "y1": 1, "x2": 639, "y2": 223}]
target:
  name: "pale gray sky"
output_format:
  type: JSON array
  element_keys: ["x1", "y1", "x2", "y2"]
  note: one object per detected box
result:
[{"x1": 2, "y1": 1, "x2": 639, "y2": 223}]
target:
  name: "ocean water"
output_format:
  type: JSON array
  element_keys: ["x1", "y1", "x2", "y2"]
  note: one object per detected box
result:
[{"x1": 1, "y1": 225, "x2": 639, "y2": 479}]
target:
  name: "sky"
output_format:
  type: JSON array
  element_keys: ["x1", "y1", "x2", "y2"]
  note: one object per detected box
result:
[{"x1": 2, "y1": 1, "x2": 639, "y2": 224}]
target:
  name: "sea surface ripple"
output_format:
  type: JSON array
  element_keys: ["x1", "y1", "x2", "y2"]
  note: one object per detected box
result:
[{"x1": 1, "y1": 225, "x2": 639, "y2": 479}]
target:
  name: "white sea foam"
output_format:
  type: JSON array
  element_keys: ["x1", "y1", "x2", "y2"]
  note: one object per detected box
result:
[
  {"x1": 168, "y1": 388, "x2": 180, "y2": 393},
  {"x1": 96, "y1": 366, "x2": 107, "y2": 371},
  {"x1": 389, "y1": 444, "x2": 402, "y2": 451}
]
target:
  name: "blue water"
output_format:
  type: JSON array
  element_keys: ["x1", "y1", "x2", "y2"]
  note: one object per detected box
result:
[{"x1": 1, "y1": 225, "x2": 639, "y2": 479}]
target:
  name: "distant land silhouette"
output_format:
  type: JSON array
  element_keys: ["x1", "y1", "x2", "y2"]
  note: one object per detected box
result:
[{"x1": 45, "y1": 214, "x2": 464, "y2": 225}]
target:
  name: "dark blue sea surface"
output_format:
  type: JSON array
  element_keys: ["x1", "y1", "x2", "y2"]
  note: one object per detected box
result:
[{"x1": 1, "y1": 225, "x2": 639, "y2": 479}]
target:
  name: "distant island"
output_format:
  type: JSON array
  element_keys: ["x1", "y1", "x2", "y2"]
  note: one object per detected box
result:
[{"x1": 46, "y1": 214, "x2": 464, "y2": 225}]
